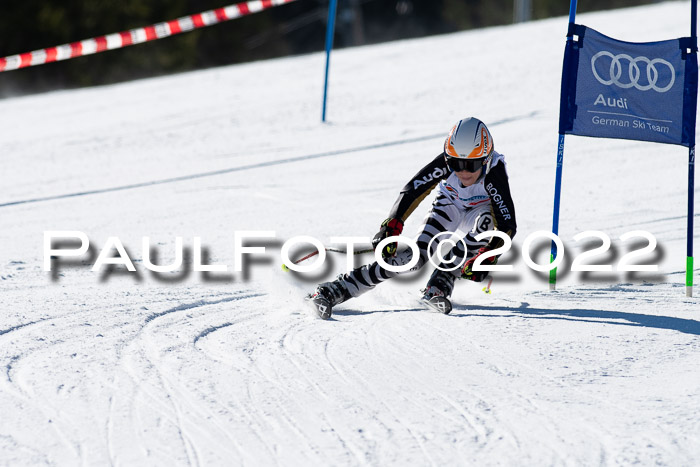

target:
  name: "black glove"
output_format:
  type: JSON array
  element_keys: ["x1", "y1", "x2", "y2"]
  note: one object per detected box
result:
[
  {"x1": 461, "y1": 246, "x2": 496, "y2": 282},
  {"x1": 372, "y1": 218, "x2": 404, "y2": 259}
]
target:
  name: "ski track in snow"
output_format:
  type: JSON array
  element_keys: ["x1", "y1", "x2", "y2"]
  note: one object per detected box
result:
[{"x1": 1, "y1": 2, "x2": 700, "y2": 465}]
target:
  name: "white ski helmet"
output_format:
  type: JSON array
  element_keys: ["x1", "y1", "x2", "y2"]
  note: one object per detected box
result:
[{"x1": 444, "y1": 117, "x2": 494, "y2": 174}]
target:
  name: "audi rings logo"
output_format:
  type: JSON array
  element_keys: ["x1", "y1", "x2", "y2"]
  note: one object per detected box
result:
[{"x1": 591, "y1": 51, "x2": 675, "y2": 93}]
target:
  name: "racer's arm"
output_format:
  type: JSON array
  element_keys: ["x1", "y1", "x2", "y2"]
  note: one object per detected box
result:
[
  {"x1": 461, "y1": 160, "x2": 517, "y2": 281},
  {"x1": 482, "y1": 160, "x2": 517, "y2": 249},
  {"x1": 387, "y1": 153, "x2": 450, "y2": 222},
  {"x1": 372, "y1": 153, "x2": 449, "y2": 258}
]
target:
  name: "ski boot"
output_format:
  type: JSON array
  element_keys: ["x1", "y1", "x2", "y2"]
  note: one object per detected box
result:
[
  {"x1": 420, "y1": 269, "x2": 455, "y2": 314},
  {"x1": 306, "y1": 275, "x2": 351, "y2": 320}
]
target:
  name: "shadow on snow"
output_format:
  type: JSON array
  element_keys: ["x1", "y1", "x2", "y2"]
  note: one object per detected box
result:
[
  {"x1": 334, "y1": 301, "x2": 700, "y2": 336},
  {"x1": 452, "y1": 302, "x2": 700, "y2": 337}
]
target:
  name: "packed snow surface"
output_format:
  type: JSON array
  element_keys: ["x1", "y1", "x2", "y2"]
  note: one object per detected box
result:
[{"x1": 1, "y1": 2, "x2": 699, "y2": 465}]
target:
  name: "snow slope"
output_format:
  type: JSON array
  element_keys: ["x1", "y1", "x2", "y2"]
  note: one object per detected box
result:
[{"x1": 1, "y1": 1, "x2": 699, "y2": 465}]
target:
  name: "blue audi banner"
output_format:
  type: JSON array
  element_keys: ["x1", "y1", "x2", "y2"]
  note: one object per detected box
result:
[{"x1": 559, "y1": 25, "x2": 698, "y2": 147}]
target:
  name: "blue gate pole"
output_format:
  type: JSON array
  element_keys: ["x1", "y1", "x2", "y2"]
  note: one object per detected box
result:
[
  {"x1": 688, "y1": 0, "x2": 697, "y2": 297},
  {"x1": 321, "y1": 0, "x2": 339, "y2": 123},
  {"x1": 689, "y1": 146, "x2": 696, "y2": 297},
  {"x1": 549, "y1": 0, "x2": 578, "y2": 291},
  {"x1": 549, "y1": 134, "x2": 566, "y2": 290}
]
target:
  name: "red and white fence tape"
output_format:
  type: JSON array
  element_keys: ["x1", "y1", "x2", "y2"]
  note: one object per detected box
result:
[{"x1": 0, "y1": 0, "x2": 297, "y2": 73}]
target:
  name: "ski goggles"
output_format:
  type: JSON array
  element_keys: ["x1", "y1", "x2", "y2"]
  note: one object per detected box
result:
[{"x1": 446, "y1": 156, "x2": 485, "y2": 173}]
